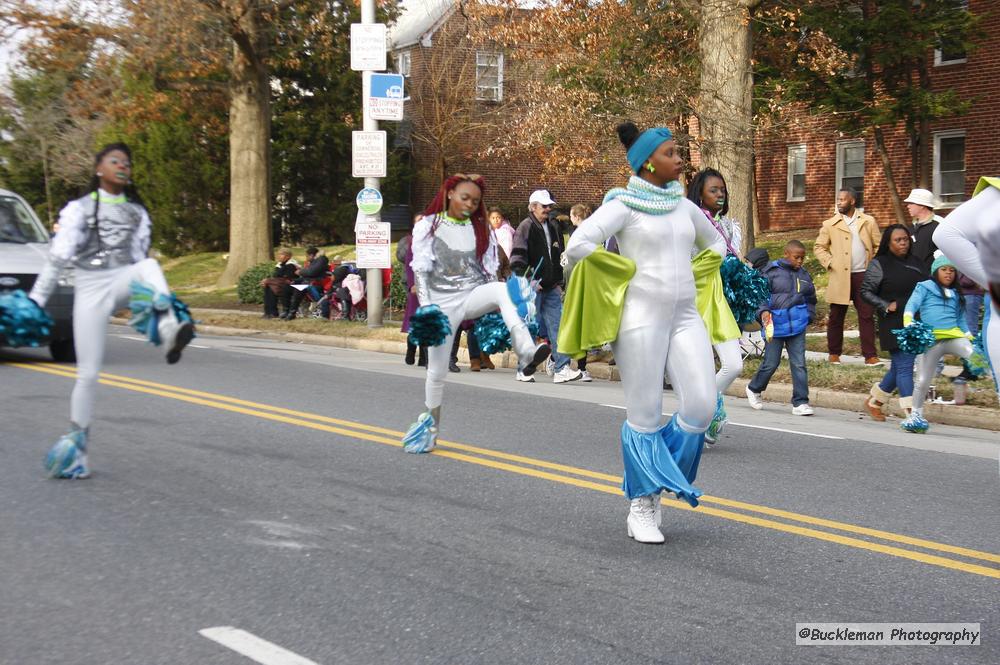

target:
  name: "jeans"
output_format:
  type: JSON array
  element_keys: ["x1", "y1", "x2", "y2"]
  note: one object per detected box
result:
[
  {"x1": 878, "y1": 350, "x2": 916, "y2": 397},
  {"x1": 748, "y1": 331, "x2": 808, "y2": 406},
  {"x1": 964, "y1": 293, "x2": 984, "y2": 335},
  {"x1": 535, "y1": 287, "x2": 570, "y2": 370}
]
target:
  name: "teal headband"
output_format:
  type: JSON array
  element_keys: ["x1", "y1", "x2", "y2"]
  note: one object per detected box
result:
[{"x1": 626, "y1": 127, "x2": 673, "y2": 173}]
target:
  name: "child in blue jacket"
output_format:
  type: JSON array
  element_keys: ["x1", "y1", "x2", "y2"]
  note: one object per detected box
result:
[
  {"x1": 899, "y1": 252, "x2": 974, "y2": 433},
  {"x1": 746, "y1": 240, "x2": 817, "y2": 415}
]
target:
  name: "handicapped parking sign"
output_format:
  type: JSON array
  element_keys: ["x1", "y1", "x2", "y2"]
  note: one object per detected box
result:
[{"x1": 368, "y1": 73, "x2": 405, "y2": 121}]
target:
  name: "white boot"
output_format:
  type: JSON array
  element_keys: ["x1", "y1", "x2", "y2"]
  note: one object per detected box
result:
[
  {"x1": 626, "y1": 495, "x2": 664, "y2": 544},
  {"x1": 510, "y1": 322, "x2": 550, "y2": 377},
  {"x1": 157, "y1": 310, "x2": 195, "y2": 365}
]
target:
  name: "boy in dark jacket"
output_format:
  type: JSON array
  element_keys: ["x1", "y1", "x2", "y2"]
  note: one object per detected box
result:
[{"x1": 745, "y1": 240, "x2": 817, "y2": 415}]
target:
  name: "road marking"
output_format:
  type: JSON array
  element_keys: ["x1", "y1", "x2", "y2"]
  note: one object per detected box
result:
[
  {"x1": 9, "y1": 360, "x2": 999, "y2": 578},
  {"x1": 189, "y1": 344, "x2": 211, "y2": 349},
  {"x1": 118, "y1": 335, "x2": 148, "y2": 342},
  {"x1": 599, "y1": 403, "x2": 845, "y2": 440},
  {"x1": 199, "y1": 627, "x2": 319, "y2": 665}
]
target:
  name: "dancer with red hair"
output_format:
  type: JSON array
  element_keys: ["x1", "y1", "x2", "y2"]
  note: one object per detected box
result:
[{"x1": 403, "y1": 174, "x2": 550, "y2": 453}]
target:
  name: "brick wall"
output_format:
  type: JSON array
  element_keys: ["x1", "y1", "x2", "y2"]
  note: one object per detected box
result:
[{"x1": 755, "y1": 0, "x2": 1000, "y2": 232}]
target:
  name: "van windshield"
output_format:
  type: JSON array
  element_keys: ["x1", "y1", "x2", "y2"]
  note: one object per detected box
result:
[{"x1": 0, "y1": 196, "x2": 49, "y2": 244}]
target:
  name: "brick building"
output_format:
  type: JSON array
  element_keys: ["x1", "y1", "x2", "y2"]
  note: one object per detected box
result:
[
  {"x1": 390, "y1": 1, "x2": 998, "y2": 232},
  {"x1": 387, "y1": 0, "x2": 622, "y2": 219},
  {"x1": 755, "y1": 0, "x2": 1000, "y2": 232}
]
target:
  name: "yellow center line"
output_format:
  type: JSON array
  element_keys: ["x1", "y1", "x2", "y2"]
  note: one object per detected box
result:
[{"x1": 8, "y1": 360, "x2": 999, "y2": 578}]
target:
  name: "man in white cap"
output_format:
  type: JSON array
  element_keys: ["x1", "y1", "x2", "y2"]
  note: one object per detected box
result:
[
  {"x1": 510, "y1": 189, "x2": 583, "y2": 384},
  {"x1": 904, "y1": 188, "x2": 944, "y2": 274}
]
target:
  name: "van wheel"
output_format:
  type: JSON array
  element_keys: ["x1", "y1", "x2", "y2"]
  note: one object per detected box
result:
[{"x1": 50, "y1": 338, "x2": 76, "y2": 362}]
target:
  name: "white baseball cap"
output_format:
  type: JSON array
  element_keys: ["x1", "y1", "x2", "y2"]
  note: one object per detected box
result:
[
  {"x1": 528, "y1": 189, "x2": 556, "y2": 206},
  {"x1": 903, "y1": 188, "x2": 939, "y2": 209}
]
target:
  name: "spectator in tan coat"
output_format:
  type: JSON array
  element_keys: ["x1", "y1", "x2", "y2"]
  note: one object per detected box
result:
[{"x1": 813, "y1": 188, "x2": 882, "y2": 366}]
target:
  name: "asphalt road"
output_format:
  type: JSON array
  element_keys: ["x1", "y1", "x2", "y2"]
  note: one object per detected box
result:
[{"x1": 2, "y1": 327, "x2": 998, "y2": 664}]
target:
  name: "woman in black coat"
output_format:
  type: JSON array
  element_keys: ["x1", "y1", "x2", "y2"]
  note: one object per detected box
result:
[{"x1": 860, "y1": 224, "x2": 927, "y2": 421}]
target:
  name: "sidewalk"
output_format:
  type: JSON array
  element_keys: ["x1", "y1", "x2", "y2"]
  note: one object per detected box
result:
[{"x1": 130, "y1": 309, "x2": 1000, "y2": 432}]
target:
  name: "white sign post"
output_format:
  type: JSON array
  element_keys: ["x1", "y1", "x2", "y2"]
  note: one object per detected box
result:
[
  {"x1": 355, "y1": 222, "x2": 391, "y2": 269},
  {"x1": 350, "y1": 23, "x2": 387, "y2": 72},
  {"x1": 351, "y1": 130, "x2": 387, "y2": 179}
]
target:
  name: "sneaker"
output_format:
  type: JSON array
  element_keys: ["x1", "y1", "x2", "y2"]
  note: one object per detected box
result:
[
  {"x1": 515, "y1": 371, "x2": 535, "y2": 383},
  {"x1": 165, "y1": 321, "x2": 195, "y2": 365},
  {"x1": 579, "y1": 369, "x2": 593, "y2": 382},
  {"x1": 865, "y1": 357, "x2": 885, "y2": 366},
  {"x1": 792, "y1": 403, "x2": 815, "y2": 416},
  {"x1": 44, "y1": 431, "x2": 90, "y2": 479},
  {"x1": 545, "y1": 358, "x2": 556, "y2": 376},
  {"x1": 626, "y1": 495, "x2": 664, "y2": 544},
  {"x1": 519, "y1": 343, "x2": 551, "y2": 377},
  {"x1": 745, "y1": 386, "x2": 764, "y2": 410},
  {"x1": 553, "y1": 366, "x2": 583, "y2": 384},
  {"x1": 448, "y1": 361, "x2": 461, "y2": 373},
  {"x1": 900, "y1": 413, "x2": 930, "y2": 434},
  {"x1": 828, "y1": 354, "x2": 842, "y2": 365}
]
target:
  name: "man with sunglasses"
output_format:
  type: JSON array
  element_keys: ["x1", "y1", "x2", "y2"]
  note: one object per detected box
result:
[{"x1": 510, "y1": 189, "x2": 583, "y2": 384}]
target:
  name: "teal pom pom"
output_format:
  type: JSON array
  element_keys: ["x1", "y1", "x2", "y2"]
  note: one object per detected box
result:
[
  {"x1": 408, "y1": 304, "x2": 451, "y2": 347},
  {"x1": 720, "y1": 256, "x2": 770, "y2": 326},
  {"x1": 963, "y1": 333, "x2": 989, "y2": 378},
  {"x1": 474, "y1": 313, "x2": 539, "y2": 354},
  {"x1": 892, "y1": 321, "x2": 937, "y2": 355},
  {"x1": 0, "y1": 289, "x2": 53, "y2": 347}
]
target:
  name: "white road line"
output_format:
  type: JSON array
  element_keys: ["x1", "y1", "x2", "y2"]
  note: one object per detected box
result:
[
  {"x1": 118, "y1": 335, "x2": 148, "y2": 342},
  {"x1": 599, "y1": 404, "x2": 844, "y2": 440},
  {"x1": 199, "y1": 627, "x2": 320, "y2": 665},
  {"x1": 189, "y1": 344, "x2": 210, "y2": 349}
]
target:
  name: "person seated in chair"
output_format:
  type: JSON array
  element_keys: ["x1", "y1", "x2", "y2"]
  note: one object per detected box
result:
[
  {"x1": 260, "y1": 249, "x2": 299, "y2": 319},
  {"x1": 284, "y1": 247, "x2": 330, "y2": 320}
]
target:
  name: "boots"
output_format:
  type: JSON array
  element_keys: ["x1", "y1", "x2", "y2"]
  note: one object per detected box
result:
[
  {"x1": 510, "y1": 322, "x2": 550, "y2": 377},
  {"x1": 479, "y1": 352, "x2": 495, "y2": 370},
  {"x1": 470, "y1": 357, "x2": 481, "y2": 372},
  {"x1": 866, "y1": 384, "x2": 891, "y2": 422},
  {"x1": 899, "y1": 396, "x2": 914, "y2": 417},
  {"x1": 417, "y1": 345, "x2": 428, "y2": 367},
  {"x1": 626, "y1": 495, "x2": 664, "y2": 544},
  {"x1": 405, "y1": 343, "x2": 417, "y2": 365},
  {"x1": 402, "y1": 406, "x2": 440, "y2": 453}
]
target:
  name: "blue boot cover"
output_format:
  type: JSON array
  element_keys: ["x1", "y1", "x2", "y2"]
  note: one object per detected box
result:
[
  {"x1": 402, "y1": 411, "x2": 438, "y2": 453},
  {"x1": 900, "y1": 413, "x2": 930, "y2": 434},
  {"x1": 44, "y1": 427, "x2": 87, "y2": 478},
  {"x1": 128, "y1": 282, "x2": 193, "y2": 345},
  {"x1": 706, "y1": 392, "x2": 726, "y2": 441},
  {"x1": 0, "y1": 290, "x2": 53, "y2": 347},
  {"x1": 407, "y1": 305, "x2": 451, "y2": 347},
  {"x1": 506, "y1": 275, "x2": 537, "y2": 322},
  {"x1": 621, "y1": 418, "x2": 703, "y2": 507}
]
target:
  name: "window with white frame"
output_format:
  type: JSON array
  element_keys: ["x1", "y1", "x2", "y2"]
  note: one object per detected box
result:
[
  {"x1": 395, "y1": 50, "x2": 411, "y2": 77},
  {"x1": 836, "y1": 140, "x2": 865, "y2": 208},
  {"x1": 787, "y1": 144, "x2": 806, "y2": 202},
  {"x1": 475, "y1": 52, "x2": 503, "y2": 102},
  {"x1": 934, "y1": 130, "x2": 966, "y2": 206},
  {"x1": 935, "y1": 0, "x2": 969, "y2": 65}
]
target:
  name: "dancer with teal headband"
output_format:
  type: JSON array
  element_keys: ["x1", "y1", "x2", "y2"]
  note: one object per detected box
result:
[{"x1": 562, "y1": 122, "x2": 728, "y2": 544}]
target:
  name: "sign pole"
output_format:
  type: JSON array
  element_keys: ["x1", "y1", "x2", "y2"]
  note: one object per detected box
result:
[{"x1": 361, "y1": 0, "x2": 383, "y2": 327}]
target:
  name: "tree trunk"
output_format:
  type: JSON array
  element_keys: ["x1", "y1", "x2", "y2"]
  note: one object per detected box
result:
[
  {"x1": 695, "y1": 0, "x2": 760, "y2": 252},
  {"x1": 217, "y1": 7, "x2": 273, "y2": 287},
  {"x1": 873, "y1": 126, "x2": 907, "y2": 225}
]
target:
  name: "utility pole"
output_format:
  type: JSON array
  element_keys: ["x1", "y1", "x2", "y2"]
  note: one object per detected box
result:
[{"x1": 360, "y1": 0, "x2": 383, "y2": 328}]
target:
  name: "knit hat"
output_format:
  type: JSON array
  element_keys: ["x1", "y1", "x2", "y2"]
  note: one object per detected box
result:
[{"x1": 930, "y1": 250, "x2": 955, "y2": 275}]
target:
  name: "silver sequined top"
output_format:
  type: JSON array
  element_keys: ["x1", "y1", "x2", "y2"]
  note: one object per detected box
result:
[{"x1": 410, "y1": 215, "x2": 495, "y2": 294}]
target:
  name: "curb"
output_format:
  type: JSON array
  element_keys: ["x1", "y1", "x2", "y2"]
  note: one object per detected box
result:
[{"x1": 116, "y1": 316, "x2": 1000, "y2": 433}]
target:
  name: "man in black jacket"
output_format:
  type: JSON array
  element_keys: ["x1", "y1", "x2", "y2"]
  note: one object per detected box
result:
[
  {"x1": 904, "y1": 188, "x2": 943, "y2": 274},
  {"x1": 510, "y1": 189, "x2": 582, "y2": 384},
  {"x1": 284, "y1": 247, "x2": 330, "y2": 319},
  {"x1": 261, "y1": 249, "x2": 299, "y2": 319}
]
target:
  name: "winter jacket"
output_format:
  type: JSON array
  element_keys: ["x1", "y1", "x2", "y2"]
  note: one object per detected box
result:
[
  {"x1": 510, "y1": 213, "x2": 565, "y2": 289},
  {"x1": 903, "y1": 279, "x2": 969, "y2": 340},
  {"x1": 861, "y1": 253, "x2": 926, "y2": 352},
  {"x1": 910, "y1": 216, "x2": 943, "y2": 274},
  {"x1": 298, "y1": 255, "x2": 330, "y2": 280},
  {"x1": 813, "y1": 211, "x2": 880, "y2": 305},
  {"x1": 758, "y1": 259, "x2": 817, "y2": 338}
]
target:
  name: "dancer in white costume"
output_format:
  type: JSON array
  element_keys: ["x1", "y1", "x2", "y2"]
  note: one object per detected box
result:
[
  {"x1": 932, "y1": 177, "x2": 1000, "y2": 384},
  {"x1": 402, "y1": 174, "x2": 550, "y2": 453},
  {"x1": 564, "y1": 123, "x2": 725, "y2": 544},
  {"x1": 686, "y1": 168, "x2": 744, "y2": 444},
  {"x1": 30, "y1": 143, "x2": 195, "y2": 479}
]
